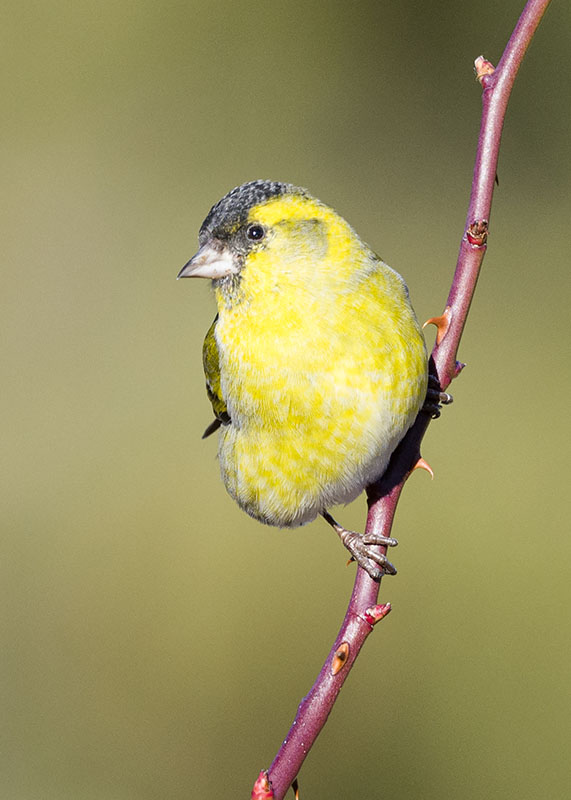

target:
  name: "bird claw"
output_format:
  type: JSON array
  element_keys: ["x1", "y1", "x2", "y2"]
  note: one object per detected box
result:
[
  {"x1": 322, "y1": 511, "x2": 397, "y2": 581},
  {"x1": 343, "y1": 531, "x2": 397, "y2": 581},
  {"x1": 363, "y1": 531, "x2": 398, "y2": 548},
  {"x1": 424, "y1": 373, "x2": 453, "y2": 419}
]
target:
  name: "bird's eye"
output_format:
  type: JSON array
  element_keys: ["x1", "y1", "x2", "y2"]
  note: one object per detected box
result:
[{"x1": 246, "y1": 223, "x2": 265, "y2": 241}]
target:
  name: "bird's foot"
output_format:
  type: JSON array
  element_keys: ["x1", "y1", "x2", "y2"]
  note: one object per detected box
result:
[
  {"x1": 423, "y1": 373, "x2": 453, "y2": 419},
  {"x1": 322, "y1": 511, "x2": 398, "y2": 582}
]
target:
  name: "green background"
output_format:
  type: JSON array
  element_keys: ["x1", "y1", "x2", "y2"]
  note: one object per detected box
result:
[{"x1": 3, "y1": 1, "x2": 570, "y2": 798}]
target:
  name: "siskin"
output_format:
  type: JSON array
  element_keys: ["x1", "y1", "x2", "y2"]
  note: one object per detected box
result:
[{"x1": 179, "y1": 180, "x2": 428, "y2": 579}]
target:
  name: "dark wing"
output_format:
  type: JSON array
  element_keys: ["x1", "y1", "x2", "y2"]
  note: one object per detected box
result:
[{"x1": 202, "y1": 314, "x2": 231, "y2": 438}]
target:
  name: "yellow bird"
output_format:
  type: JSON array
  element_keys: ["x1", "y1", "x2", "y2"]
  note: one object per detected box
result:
[{"x1": 179, "y1": 180, "x2": 428, "y2": 579}]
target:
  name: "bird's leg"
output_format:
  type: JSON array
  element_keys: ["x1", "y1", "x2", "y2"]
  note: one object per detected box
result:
[
  {"x1": 322, "y1": 511, "x2": 398, "y2": 582},
  {"x1": 423, "y1": 373, "x2": 453, "y2": 419}
]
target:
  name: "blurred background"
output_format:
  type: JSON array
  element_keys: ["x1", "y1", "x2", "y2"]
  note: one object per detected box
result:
[{"x1": 2, "y1": 1, "x2": 570, "y2": 798}]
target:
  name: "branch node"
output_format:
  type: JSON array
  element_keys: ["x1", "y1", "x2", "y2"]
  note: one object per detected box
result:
[
  {"x1": 466, "y1": 219, "x2": 489, "y2": 247},
  {"x1": 423, "y1": 306, "x2": 452, "y2": 345},
  {"x1": 331, "y1": 642, "x2": 350, "y2": 675},
  {"x1": 474, "y1": 55, "x2": 496, "y2": 85},
  {"x1": 252, "y1": 770, "x2": 274, "y2": 799},
  {"x1": 362, "y1": 602, "x2": 392, "y2": 626}
]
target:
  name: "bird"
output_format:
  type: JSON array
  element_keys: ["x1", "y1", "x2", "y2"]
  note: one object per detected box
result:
[{"x1": 178, "y1": 180, "x2": 428, "y2": 580}]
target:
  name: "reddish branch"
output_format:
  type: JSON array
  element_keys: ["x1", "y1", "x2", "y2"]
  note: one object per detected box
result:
[{"x1": 253, "y1": 2, "x2": 552, "y2": 797}]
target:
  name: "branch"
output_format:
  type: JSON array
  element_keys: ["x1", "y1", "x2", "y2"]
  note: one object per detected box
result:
[{"x1": 254, "y1": 2, "x2": 551, "y2": 797}]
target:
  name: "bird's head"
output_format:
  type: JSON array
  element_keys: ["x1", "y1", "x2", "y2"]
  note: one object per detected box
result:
[{"x1": 178, "y1": 180, "x2": 371, "y2": 303}]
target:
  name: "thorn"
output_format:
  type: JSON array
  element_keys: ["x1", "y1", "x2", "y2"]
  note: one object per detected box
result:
[
  {"x1": 413, "y1": 457, "x2": 434, "y2": 480},
  {"x1": 423, "y1": 306, "x2": 452, "y2": 345},
  {"x1": 346, "y1": 557, "x2": 354, "y2": 567},
  {"x1": 455, "y1": 361, "x2": 466, "y2": 377},
  {"x1": 466, "y1": 219, "x2": 489, "y2": 247},
  {"x1": 331, "y1": 642, "x2": 350, "y2": 675},
  {"x1": 252, "y1": 770, "x2": 274, "y2": 800},
  {"x1": 363, "y1": 603, "x2": 392, "y2": 626},
  {"x1": 292, "y1": 778, "x2": 300, "y2": 799},
  {"x1": 474, "y1": 55, "x2": 495, "y2": 85}
]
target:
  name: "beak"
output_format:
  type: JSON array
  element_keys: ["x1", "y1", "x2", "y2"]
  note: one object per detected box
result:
[{"x1": 177, "y1": 243, "x2": 238, "y2": 280}]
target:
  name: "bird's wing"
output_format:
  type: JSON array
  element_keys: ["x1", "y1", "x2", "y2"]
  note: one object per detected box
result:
[{"x1": 202, "y1": 314, "x2": 231, "y2": 438}]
